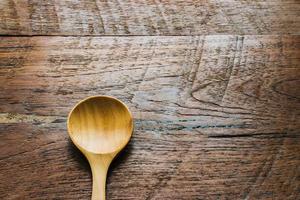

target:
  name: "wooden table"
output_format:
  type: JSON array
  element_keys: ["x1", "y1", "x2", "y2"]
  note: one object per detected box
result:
[{"x1": 0, "y1": 1, "x2": 299, "y2": 199}]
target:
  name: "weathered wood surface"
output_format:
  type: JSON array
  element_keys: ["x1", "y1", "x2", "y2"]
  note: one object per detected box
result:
[
  {"x1": 0, "y1": 35, "x2": 299, "y2": 199},
  {"x1": 0, "y1": 0, "x2": 300, "y2": 35}
]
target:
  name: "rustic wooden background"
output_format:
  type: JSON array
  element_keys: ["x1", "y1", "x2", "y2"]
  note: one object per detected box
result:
[{"x1": 0, "y1": 1, "x2": 300, "y2": 200}]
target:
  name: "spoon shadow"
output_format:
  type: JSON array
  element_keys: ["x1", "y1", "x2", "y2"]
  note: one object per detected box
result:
[
  {"x1": 67, "y1": 138, "x2": 133, "y2": 181},
  {"x1": 109, "y1": 141, "x2": 133, "y2": 173},
  {"x1": 67, "y1": 139, "x2": 90, "y2": 172}
]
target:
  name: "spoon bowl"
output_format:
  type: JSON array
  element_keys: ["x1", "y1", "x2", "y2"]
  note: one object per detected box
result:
[{"x1": 67, "y1": 95, "x2": 133, "y2": 200}]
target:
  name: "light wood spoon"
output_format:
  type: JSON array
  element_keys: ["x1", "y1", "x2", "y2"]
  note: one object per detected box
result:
[{"x1": 67, "y1": 96, "x2": 133, "y2": 200}]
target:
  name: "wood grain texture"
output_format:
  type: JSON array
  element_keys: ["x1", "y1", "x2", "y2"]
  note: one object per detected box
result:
[
  {"x1": 0, "y1": 0, "x2": 300, "y2": 35},
  {"x1": 0, "y1": 35, "x2": 299, "y2": 199}
]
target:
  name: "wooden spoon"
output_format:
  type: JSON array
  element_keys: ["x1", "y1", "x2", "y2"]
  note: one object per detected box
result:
[{"x1": 67, "y1": 96, "x2": 133, "y2": 200}]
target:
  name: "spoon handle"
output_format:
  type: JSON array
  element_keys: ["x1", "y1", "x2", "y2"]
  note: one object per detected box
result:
[{"x1": 90, "y1": 157, "x2": 110, "y2": 200}]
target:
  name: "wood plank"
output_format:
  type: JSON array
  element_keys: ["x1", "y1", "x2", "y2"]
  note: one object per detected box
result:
[
  {"x1": 0, "y1": 0, "x2": 300, "y2": 35},
  {"x1": 0, "y1": 35, "x2": 299, "y2": 199}
]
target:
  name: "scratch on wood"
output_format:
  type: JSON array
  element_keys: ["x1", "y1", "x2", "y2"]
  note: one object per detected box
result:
[
  {"x1": 220, "y1": 36, "x2": 241, "y2": 103},
  {"x1": 94, "y1": 0, "x2": 106, "y2": 33},
  {"x1": 189, "y1": 36, "x2": 205, "y2": 84}
]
